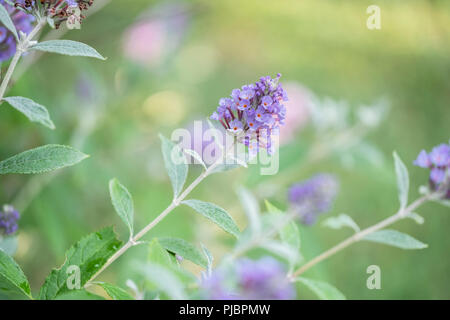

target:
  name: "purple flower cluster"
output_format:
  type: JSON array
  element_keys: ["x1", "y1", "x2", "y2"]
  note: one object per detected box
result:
[
  {"x1": 288, "y1": 174, "x2": 339, "y2": 225},
  {"x1": 202, "y1": 257, "x2": 295, "y2": 300},
  {"x1": 210, "y1": 74, "x2": 288, "y2": 155},
  {"x1": 0, "y1": 205, "x2": 20, "y2": 235},
  {"x1": 0, "y1": 0, "x2": 35, "y2": 61},
  {"x1": 414, "y1": 143, "x2": 450, "y2": 198}
]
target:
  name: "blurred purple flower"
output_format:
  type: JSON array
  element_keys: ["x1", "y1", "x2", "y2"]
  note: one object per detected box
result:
[
  {"x1": 414, "y1": 143, "x2": 450, "y2": 198},
  {"x1": 0, "y1": 205, "x2": 20, "y2": 235},
  {"x1": 202, "y1": 257, "x2": 295, "y2": 300},
  {"x1": 288, "y1": 174, "x2": 339, "y2": 225},
  {"x1": 0, "y1": 0, "x2": 35, "y2": 62}
]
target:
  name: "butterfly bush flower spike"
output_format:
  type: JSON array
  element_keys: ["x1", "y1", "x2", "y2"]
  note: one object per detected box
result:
[
  {"x1": 0, "y1": 205, "x2": 20, "y2": 235},
  {"x1": 210, "y1": 74, "x2": 288, "y2": 155},
  {"x1": 414, "y1": 142, "x2": 450, "y2": 199},
  {"x1": 288, "y1": 173, "x2": 339, "y2": 225},
  {"x1": 202, "y1": 256, "x2": 295, "y2": 300}
]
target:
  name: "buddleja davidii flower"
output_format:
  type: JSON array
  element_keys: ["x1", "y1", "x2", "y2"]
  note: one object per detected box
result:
[
  {"x1": 0, "y1": 0, "x2": 35, "y2": 61},
  {"x1": 201, "y1": 257, "x2": 295, "y2": 300},
  {"x1": 13, "y1": 0, "x2": 94, "y2": 29},
  {"x1": 414, "y1": 142, "x2": 450, "y2": 199},
  {"x1": 0, "y1": 205, "x2": 20, "y2": 235},
  {"x1": 288, "y1": 173, "x2": 339, "y2": 225},
  {"x1": 210, "y1": 74, "x2": 288, "y2": 155}
]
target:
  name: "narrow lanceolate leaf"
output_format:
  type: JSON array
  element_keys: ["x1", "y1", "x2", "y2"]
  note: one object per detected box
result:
[
  {"x1": 0, "y1": 144, "x2": 88, "y2": 175},
  {"x1": 237, "y1": 187, "x2": 261, "y2": 235},
  {"x1": 0, "y1": 4, "x2": 18, "y2": 41},
  {"x1": 393, "y1": 151, "x2": 409, "y2": 209},
  {"x1": 363, "y1": 229, "x2": 428, "y2": 250},
  {"x1": 55, "y1": 289, "x2": 105, "y2": 300},
  {"x1": 159, "y1": 237, "x2": 208, "y2": 268},
  {"x1": 295, "y1": 277, "x2": 346, "y2": 300},
  {"x1": 182, "y1": 199, "x2": 240, "y2": 238},
  {"x1": 109, "y1": 178, "x2": 134, "y2": 236},
  {"x1": 4, "y1": 96, "x2": 55, "y2": 129},
  {"x1": 31, "y1": 40, "x2": 106, "y2": 60},
  {"x1": 0, "y1": 249, "x2": 32, "y2": 299},
  {"x1": 322, "y1": 214, "x2": 360, "y2": 233},
  {"x1": 38, "y1": 227, "x2": 122, "y2": 300},
  {"x1": 159, "y1": 134, "x2": 188, "y2": 199},
  {"x1": 97, "y1": 282, "x2": 134, "y2": 300},
  {"x1": 183, "y1": 148, "x2": 207, "y2": 170},
  {"x1": 137, "y1": 263, "x2": 187, "y2": 300},
  {"x1": 265, "y1": 201, "x2": 301, "y2": 251}
]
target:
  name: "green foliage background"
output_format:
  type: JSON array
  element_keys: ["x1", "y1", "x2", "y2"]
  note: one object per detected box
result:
[{"x1": 0, "y1": 0, "x2": 449, "y2": 299}]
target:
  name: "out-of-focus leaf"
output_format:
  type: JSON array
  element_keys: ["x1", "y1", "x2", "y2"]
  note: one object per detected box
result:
[
  {"x1": 237, "y1": 187, "x2": 261, "y2": 235},
  {"x1": 0, "y1": 236, "x2": 18, "y2": 256},
  {"x1": 296, "y1": 277, "x2": 346, "y2": 300},
  {"x1": 0, "y1": 144, "x2": 88, "y2": 175},
  {"x1": 182, "y1": 199, "x2": 240, "y2": 238},
  {"x1": 0, "y1": 249, "x2": 32, "y2": 299},
  {"x1": 265, "y1": 201, "x2": 301, "y2": 251},
  {"x1": 159, "y1": 134, "x2": 188, "y2": 199},
  {"x1": 322, "y1": 214, "x2": 360, "y2": 232},
  {"x1": 183, "y1": 148, "x2": 207, "y2": 169},
  {"x1": 38, "y1": 227, "x2": 122, "y2": 300},
  {"x1": 97, "y1": 282, "x2": 134, "y2": 300},
  {"x1": 4, "y1": 96, "x2": 55, "y2": 129},
  {"x1": 55, "y1": 289, "x2": 104, "y2": 300},
  {"x1": 406, "y1": 212, "x2": 424, "y2": 225},
  {"x1": 363, "y1": 229, "x2": 427, "y2": 250},
  {"x1": 159, "y1": 237, "x2": 207, "y2": 268},
  {"x1": 393, "y1": 151, "x2": 409, "y2": 209},
  {"x1": 31, "y1": 40, "x2": 106, "y2": 60},
  {"x1": 109, "y1": 178, "x2": 134, "y2": 237},
  {"x1": 0, "y1": 4, "x2": 18, "y2": 40}
]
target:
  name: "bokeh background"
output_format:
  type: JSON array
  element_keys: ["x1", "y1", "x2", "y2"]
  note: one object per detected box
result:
[{"x1": 1, "y1": 0, "x2": 449, "y2": 299}]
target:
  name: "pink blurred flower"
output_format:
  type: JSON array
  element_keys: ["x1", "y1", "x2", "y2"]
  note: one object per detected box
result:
[{"x1": 279, "y1": 82, "x2": 312, "y2": 144}]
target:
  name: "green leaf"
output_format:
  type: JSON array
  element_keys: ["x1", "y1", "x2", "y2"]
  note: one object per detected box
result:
[
  {"x1": 322, "y1": 214, "x2": 360, "y2": 232},
  {"x1": 183, "y1": 148, "x2": 207, "y2": 170},
  {"x1": 0, "y1": 144, "x2": 88, "y2": 175},
  {"x1": 238, "y1": 187, "x2": 261, "y2": 234},
  {"x1": 201, "y1": 243, "x2": 213, "y2": 276},
  {"x1": 0, "y1": 236, "x2": 18, "y2": 256},
  {"x1": 0, "y1": 4, "x2": 18, "y2": 41},
  {"x1": 210, "y1": 163, "x2": 240, "y2": 174},
  {"x1": 296, "y1": 277, "x2": 346, "y2": 300},
  {"x1": 4, "y1": 96, "x2": 55, "y2": 129},
  {"x1": 31, "y1": 40, "x2": 106, "y2": 60},
  {"x1": 393, "y1": 151, "x2": 409, "y2": 209},
  {"x1": 38, "y1": 227, "x2": 122, "y2": 300},
  {"x1": 109, "y1": 178, "x2": 134, "y2": 237},
  {"x1": 159, "y1": 237, "x2": 207, "y2": 268},
  {"x1": 265, "y1": 201, "x2": 300, "y2": 251},
  {"x1": 159, "y1": 134, "x2": 188, "y2": 199},
  {"x1": 55, "y1": 289, "x2": 105, "y2": 300},
  {"x1": 182, "y1": 199, "x2": 240, "y2": 238},
  {"x1": 0, "y1": 249, "x2": 32, "y2": 299},
  {"x1": 148, "y1": 238, "x2": 175, "y2": 267},
  {"x1": 97, "y1": 282, "x2": 134, "y2": 300},
  {"x1": 363, "y1": 229, "x2": 428, "y2": 250}
]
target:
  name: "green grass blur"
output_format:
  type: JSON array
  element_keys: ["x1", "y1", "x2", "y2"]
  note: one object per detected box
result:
[{"x1": 0, "y1": 0, "x2": 449, "y2": 299}]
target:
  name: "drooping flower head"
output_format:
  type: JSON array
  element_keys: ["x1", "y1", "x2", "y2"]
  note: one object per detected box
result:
[
  {"x1": 210, "y1": 74, "x2": 288, "y2": 155},
  {"x1": 288, "y1": 174, "x2": 339, "y2": 225},
  {"x1": 202, "y1": 256, "x2": 295, "y2": 300},
  {"x1": 413, "y1": 142, "x2": 450, "y2": 199},
  {"x1": 12, "y1": 0, "x2": 95, "y2": 29},
  {"x1": 0, "y1": 0, "x2": 35, "y2": 61},
  {"x1": 0, "y1": 205, "x2": 20, "y2": 235}
]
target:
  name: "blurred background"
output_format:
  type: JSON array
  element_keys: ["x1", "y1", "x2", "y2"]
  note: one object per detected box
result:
[{"x1": 0, "y1": 0, "x2": 449, "y2": 299}]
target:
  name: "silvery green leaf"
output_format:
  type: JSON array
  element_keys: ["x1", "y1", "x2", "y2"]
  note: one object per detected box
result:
[
  {"x1": 363, "y1": 229, "x2": 427, "y2": 250},
  {"x1": 0, "y1": 4, "x2": 18, "y2": 40},
  {"x1": 393, "y1": 151, "x2": 409, "y2": 209},
  {"x1": 322, "y1": 214, "x2": 360, "y2": 232},
  {"x1": 55, "y1": 289, "x2": 104, "y2": 300},
  {"x1": 206, "y1": 119, "x2": 224, "y2": 151},
  {"x1": 406, "y1": 212, "x2": 424, "y2": 225},
  {"x1": 260, "y1": 241, "x2": 301, "y2": 265},
  {"x1": 295, "y1": 277, "x2": 346, "y2": 300},
  {"x1": 97, "y1": 282, "x2": 134, "y2": 300},
  {"x1": 265, "y1": 201, "x2": 301, "y2": 251},
  {"x1": 237, "y1": 187, "x2": 261, "y2": 235},
  {"x1": 109, "y1": 178, "x2": 134, "y2": 237},
  {"x1": 159, "y1": 134, "x2": 188, "y2": 199},
  {"x1": 31, "y1": 40, "x2": 106, "y2": 60},
  {"x1": 46, "y1": 16, "x2": 55, "y2": 29},
  {"x1": 0, "y1": 236, "x2": 18, "y2": 256},
  {"x1": 0, "y1": 249, "x2": 32, "y2": 299},
  {"x1": 0, "y1": 144, "x2": 89, "y2": 175},
  {"x1": 201, "y1": 243, "x2": 213, "y2": 276},
  {"x1": 182, "y1": 199, "x2": 240, "y2": 238},
  {"x1": 3, "y1": 96, "x2": 55, "y2": 129},
  {"x1": 159, "y1": 237, "x2": 207, "y2": 268},
  {"x1": 183, "y1": 148, "x2": 206, "y2": 170},
  {"x1": 210, "y1": 163, "x2": 240, "y2": 174},
  {"x1": 137, "y1": 263, "x2": 187, "y2": 300},
  {"x1": 38, "y1": 227, "x2": 122, "y2": 300},
  {"x1": 436, "y1": 199, "x2": 450, "y2": 208}
]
